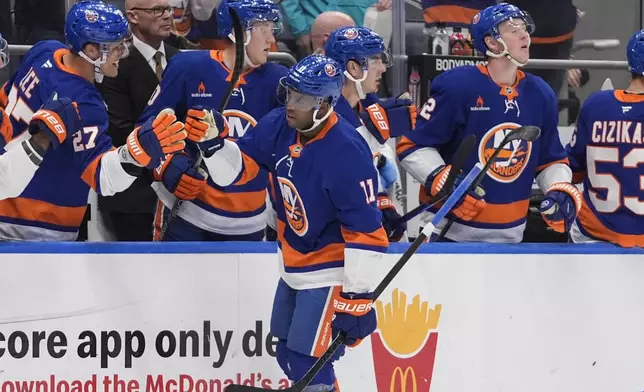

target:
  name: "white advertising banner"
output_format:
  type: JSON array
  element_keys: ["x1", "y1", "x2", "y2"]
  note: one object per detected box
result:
[{"x1": 0, "y1": 243, "x2": 643, "y2": 392}]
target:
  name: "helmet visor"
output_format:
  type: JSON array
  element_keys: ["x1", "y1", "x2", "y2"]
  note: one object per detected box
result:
[{"x1": 278, "y1": 78, "x2": 324, "y2": 111}]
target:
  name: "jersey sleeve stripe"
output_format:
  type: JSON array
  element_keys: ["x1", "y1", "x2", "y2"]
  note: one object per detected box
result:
[
  {"x1": 0, "y1": 197, "x2": 86, "y2": 227},
  {"x1": 536, "y1": 158, "x2": 570, "y2": 173},
  {"x1": 577, "y1": 201, "x2": 644, "y2": 248},
  {"x1": 234, "y1": 151, "x2": 261, "y2": 186},
  {"x1": 341, "y1": 227, "x2": 389, "y2": 252},
  {"x1": 81, "y1": 151, "x2": 108, "y2": 192},
  {"x1": 396, "y1": 136, "x2": 422, "y2": 160}
]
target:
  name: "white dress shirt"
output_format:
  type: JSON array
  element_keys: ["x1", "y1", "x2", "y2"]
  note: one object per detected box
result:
[{"x1": 132, "y1": 34, "x2": 167, "y2": 73}]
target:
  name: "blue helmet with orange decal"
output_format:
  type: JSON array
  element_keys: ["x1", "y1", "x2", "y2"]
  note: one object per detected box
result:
[
  {"x1": 627, "y1": 29, "x2": 644, "y2": 76},
  {"x1": 278, "y1": 54, "x2": 344, "y2": 132},
  {"x1": 325, "y1": 26, "x2": 390, "y2": 99},
  {"x1": 470, "y1": 2, "x2": 534, "y2": 67},
  {"x1": 65, "y1": 0, "x2": 130, "y2": 82}
]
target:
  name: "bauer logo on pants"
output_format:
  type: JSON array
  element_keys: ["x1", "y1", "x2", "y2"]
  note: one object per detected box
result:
[
  {"x1": 479, "y1": 122, "x2": 532, "y2": 183},
  {"x1": 371, "y1": 289, "x2": 441, "y2": 391}
]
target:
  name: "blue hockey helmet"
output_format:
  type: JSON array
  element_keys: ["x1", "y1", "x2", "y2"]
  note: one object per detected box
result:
[
  {"x1": 65, "y1": 1, "x2": 129, "y2": 53},
  {"x1": 325, "y1": 26, "x2": 390, "y2": 70},
  {"x1": 627, "y1": 30, "x2": 644, "y2": 75},
  {"x1": 217, "y1": 0, "x2": 283, "y2": 38},
  {"x1": 470, "y1": 3, "x2": 534, "y2": 65}
]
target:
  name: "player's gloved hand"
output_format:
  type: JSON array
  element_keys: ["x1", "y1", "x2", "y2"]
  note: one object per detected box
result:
[
  {"x1": 185, "y1": 106, "x2": 229, "y2": 157},
  {"x1": 332, "y1": 291, "x2": 377, "y2": 347},
  {"x1": 425, "y1": 164, "x2": 486, "y2": 221},
  {"x1": 125, "y1": 108, "x2": 187, "y2": 168},
  {"x1": 360, "y1": 92, "x2": 417, "y2": 142},
  {"x1": 28, "y1": 96, "x2": 82, "y2": 149},
  {"x1": 154, "y1": 152, "x2": 208, "y2": 200},
  {"x1": 375, "y1": 154, "x2": 397, "y2": 191},
  {"x1": 538, "y1": 182, "x2": 582, "y2": 233},
  {"x1": 275, "y1": 340, "x2": 293, "y2": 379},
  {"x1": 378, "y1": 194, "x2": 406, "y2": 242},
  {"x1": 0, "y1": 108, "x2": 12, "y2": 149}
]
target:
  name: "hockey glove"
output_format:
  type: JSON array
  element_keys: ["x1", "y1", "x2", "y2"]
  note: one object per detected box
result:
[
  {"x1": 332, "y1": 292, "x2": 377, "y2": 347},
  {"x1": 185, "y1": 106, "x2": 229, "y2": 156},
  {"x1": 360, "y1": 93, "x2": 417, "y2": 143},
  {"x1": 426, "y1": 164, "x2": 486, "y2": 221},
  {"x1": 28, "y1": 96, "x2": 82, "y2": 149},
  {"x1": 538, "y1": 182, "x2": 582, "y2": 233},
  {"x1": 124, "y1": 108, "x2": 187, "y2": 168},
  {"x1": 154, "y1": 152, "x2": 207, "y2": 200},
  {"x1": 378, "y1": 193, "x2": 406, "y2": 242},
  {"x1": 0, "y1": 108, "x2": 12, "y2": 149},
  {"x1": 375, "y1": 154, "x2": 397, "y2": 191}
]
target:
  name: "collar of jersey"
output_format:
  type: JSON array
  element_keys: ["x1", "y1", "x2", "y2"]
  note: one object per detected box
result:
[
  {"x1": 210, "y1": 50, "x2": 253, "y2": 86},
  {"x1": 54, "y1": 49, "x2": 88, "y2": 80},
  {"x1": 477, "y1": 64, "x2": 525, "y2": 101}
]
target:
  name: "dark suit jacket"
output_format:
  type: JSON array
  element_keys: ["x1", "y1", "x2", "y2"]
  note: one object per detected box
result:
[{"x1": 96, "y1": 42, "x2": 179, "y2": 214}]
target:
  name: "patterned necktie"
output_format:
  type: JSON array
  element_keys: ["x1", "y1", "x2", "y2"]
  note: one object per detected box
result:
[{"x1": 154, "y1": 51, "x2": 164, "y2": 81}]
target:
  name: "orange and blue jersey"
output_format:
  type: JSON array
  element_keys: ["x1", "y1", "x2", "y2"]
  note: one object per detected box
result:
[
  {"x1": 422, "y1": 0, "x2": 496, "y2": 28},
  {"x1": 227, "y1": 107, "x2": 388, "y2": 289},
  {"x1": 397, "y1": 65, "x2": 568, "y2": 242},
  {"x1": 140, "y1": 50, "x2": 288, "y2": 236},
  {"x1": 567, "y1": 90, "x2": 644, "y2": 248},
  {"x1": 0, "y1": 41, "x2": 124, "y2": 241}
]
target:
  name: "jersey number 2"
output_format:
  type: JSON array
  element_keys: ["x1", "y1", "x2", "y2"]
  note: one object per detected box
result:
[
  {"x1": 587, "y1": 146, "x2": 644, "y2": 215},
  {"x1": 419, "y1": 98, "x2": 436, "y2": 121},
  {"x1": 360, "y1": 179, "x2": 376, "y2": 203}
]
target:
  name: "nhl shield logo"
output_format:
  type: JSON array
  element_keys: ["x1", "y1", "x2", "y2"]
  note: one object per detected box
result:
[
  {"x1": 478, "y1": 122, "x2": 533, "y2": 183},
  {"x1": 85, "y1": 9, "x2": 99, "y2": 23}
]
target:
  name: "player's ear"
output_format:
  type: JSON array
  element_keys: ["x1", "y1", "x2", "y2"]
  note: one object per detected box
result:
[
  {"x1": 347, "y1": 60, "x2": 362, "y2": 79},
  {"x1": 484, "y1": 36, "x2": 500, "y2": 54}
]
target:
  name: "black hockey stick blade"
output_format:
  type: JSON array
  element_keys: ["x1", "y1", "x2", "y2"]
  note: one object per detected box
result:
[
  {"x1": 160, "y1": 4, "x2": 245, "y2": 239},
  {"x1": 397, "y1": 133, "x2": 478, "y2": 224},
  {"x1": 437, "y1": 125, "x2": 542, "y2": 241}
]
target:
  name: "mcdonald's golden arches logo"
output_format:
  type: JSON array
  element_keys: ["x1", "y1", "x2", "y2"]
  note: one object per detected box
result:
[{"x1": 391, "y1": 366, "x2": 417, "y2": 392}]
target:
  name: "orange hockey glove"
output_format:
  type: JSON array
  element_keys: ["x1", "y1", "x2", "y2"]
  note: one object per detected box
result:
[{"x1": 426, "y1": 164, "x2": 486, "y2": 221}]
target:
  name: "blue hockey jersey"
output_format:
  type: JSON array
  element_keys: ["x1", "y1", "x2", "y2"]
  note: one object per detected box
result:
[
  {"x1": 140, "y1": 50, "x2": 288, "y2": 235},
  {"x1": 0, "y1": 41, "x2": 130, "y2": 241},
  {"x1": 398, "y1": 65, "x2": 569, "y2": 242},
  {"x1": 567, "y1": 90, "x2": 644, "y2": 248},
  {"x1": 207, "y1": 107, "x2": 389, "y2": 290}
]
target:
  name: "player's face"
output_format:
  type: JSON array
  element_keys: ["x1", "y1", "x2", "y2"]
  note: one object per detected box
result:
[
  {"x1": 99, "y1": 41, "x2": 129, "y2": 77},
  {"x1": 498, "y1": 18, "x2": 531, "y2": 64},
  {"x1": 246, "y1": 21, "x2": 278, "y2": 66},
  {"x1": 363, "y1": 54, "x2": 390, "y2": 94}
]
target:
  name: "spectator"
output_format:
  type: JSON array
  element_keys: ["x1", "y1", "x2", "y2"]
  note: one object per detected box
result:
[
  {"x1": 15, "y1": 0, "x2": 65, "y2": 44},
  {"x1": 95, "y1": 0, "x2": 179, "y2": 241},
  {"x1": 507, "y1": 0, "x2": 579, "y2": 95},
  {"x1": 310, "y1": 11, "x2": 355, "y2": 53}
]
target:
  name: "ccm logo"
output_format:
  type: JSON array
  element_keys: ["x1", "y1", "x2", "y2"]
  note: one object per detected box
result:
[
  {"x1": 35, "y1": 110, "x2": 65, "y2": 135},
  {"x1": 127, "y1": 132, "x2": 143, "y2": 156},
  {"x1": 367, "y1": 105, "x2": 389, "y2": 130},
  {"x1": 333, "y1": 299, "x2": 372, "y2": 315}
]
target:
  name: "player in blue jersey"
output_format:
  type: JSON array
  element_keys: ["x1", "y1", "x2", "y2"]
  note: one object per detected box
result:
[
  {"x1": 567, "y1": 30, "x2": 644, "y2": 248},
  {"x1": 0, "y1": 0, "x2": 187, "y2": 240},
  {"x1": 186, "y1": 55, "x2": 388, "y2": 390},
  {"x1": 142, "y1": 0, "x2": 288, "y2": 241},
  {"x1": 324, "y1": 26, "x2": 416, "y2": 242},
  {"x1": 397, "y1": 2, "x2": 582, "y2": 243}
]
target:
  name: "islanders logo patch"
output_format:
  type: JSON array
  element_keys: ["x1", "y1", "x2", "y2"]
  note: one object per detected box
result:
[
  {"x1": 478, "y1": 122, "x2": 532, "y2": 183},
  {"x1": 277, "y1": 177, "x2": 308, "y2": 236}
]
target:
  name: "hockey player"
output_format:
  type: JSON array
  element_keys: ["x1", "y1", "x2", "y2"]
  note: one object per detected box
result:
[
  {"x1": 397, "y1": 2, "x2": 582, "y2": 242},
  {"x1": 567, "y1": 30, "x2": 644, "y2": 248},
  {"x1": 188, "y1": 55, "x2": 388, "y2": 390},
  {"x1": 0, "y1": 0, "x2": 187, "y2": 241},
  {"x1": 143, "y1": 0, "x2": 288, "y2": 241},
  {"x1": 324, "y1": 26, "x2": 416, "y2": 242}
]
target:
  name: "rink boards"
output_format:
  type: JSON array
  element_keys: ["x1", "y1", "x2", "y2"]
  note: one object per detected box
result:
[{"x1": 0, "y1": 242, "x2": 643, "y2": 392}]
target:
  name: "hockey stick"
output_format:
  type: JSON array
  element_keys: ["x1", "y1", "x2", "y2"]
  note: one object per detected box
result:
[
  {"x1": 223, "y1": 162, "x2": 483, "y2": 392},
  {"x1": 160, "y1": 5, "x2": 245, "y2": 239},
  {"x1": 435, "y1": 125, "x2": 542, "y2": 241},
  {"x1": 396, "y1": 134, "x2": 477, "y2": 225}
]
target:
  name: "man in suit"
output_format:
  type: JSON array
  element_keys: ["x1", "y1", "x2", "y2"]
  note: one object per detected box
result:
[{"x1": 96, "y1": 0, "x2": 179, "y2": 241}]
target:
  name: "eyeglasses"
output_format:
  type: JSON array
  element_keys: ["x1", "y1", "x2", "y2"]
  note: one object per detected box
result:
[{"x1": 131, "y1": 5, "x2": 174, "y2": 17}]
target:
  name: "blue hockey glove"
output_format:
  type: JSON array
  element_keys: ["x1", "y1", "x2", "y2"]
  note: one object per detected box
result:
[
  {"x1": 425, "y1": 164, "x2": 486, "y2": 221},
  {"x1": 538, "y1": 182, "x2": 582, "y2": 233},
  {"x1": 154, "y1": 152, "x2": 207, "y2": 200},
  {"x1": 28, "y1": 96, "x2": 82, "y2": 149},
  {"x1": 360, "y1": 93, "x2": 417, "y2": 142},
  {"x1": 378, "y1": 194, "x2": 406, "y2": 242},
  {"x1": 332, "y1": 292, "x2": 377, "y2": 347}
]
